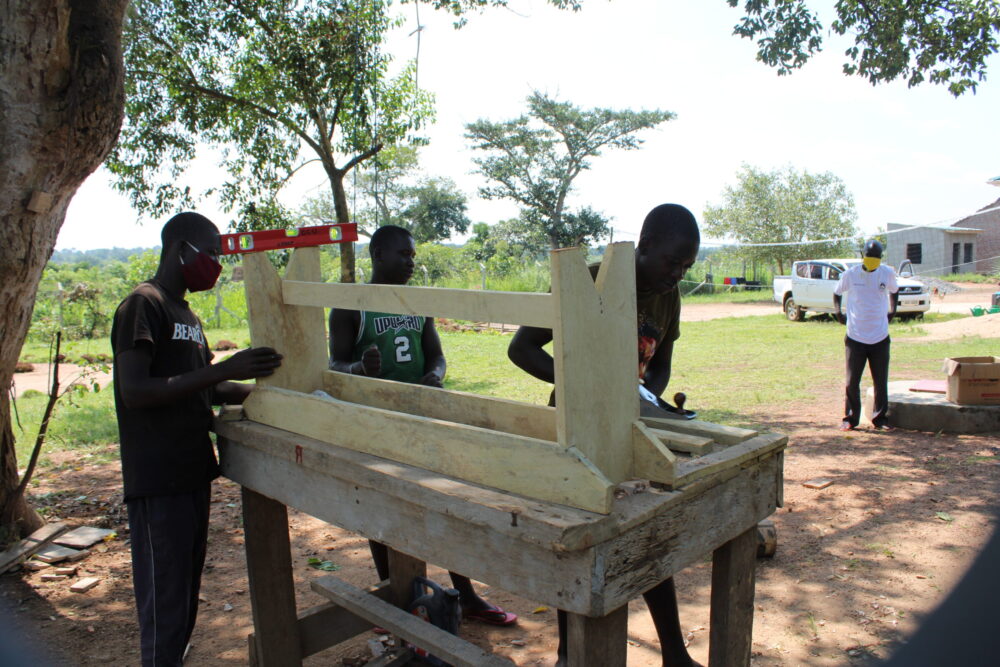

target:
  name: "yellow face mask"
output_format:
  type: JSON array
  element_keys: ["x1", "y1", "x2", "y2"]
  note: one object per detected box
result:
[{"x1": 862, "y1": 256, "x2": 881, "y2": 271}]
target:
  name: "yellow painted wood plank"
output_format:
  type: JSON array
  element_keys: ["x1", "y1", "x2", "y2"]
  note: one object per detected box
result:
[
  {"x1": 322, "y1": 370, "x2": 556, "y2": 441},
  {"x1": 243, "y1": 386, "x2": 614, "y2": 513},
  {"x1": 552, "y1": 243, "x2": 638, "y2": 483},
  {"x1": 282, "y1": 280, "x2": 553, "y2": 328}
]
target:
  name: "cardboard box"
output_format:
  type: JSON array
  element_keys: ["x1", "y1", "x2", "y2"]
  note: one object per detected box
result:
[{"x1": 944, "y1": 356, "x2": 1000, "y2": 405}]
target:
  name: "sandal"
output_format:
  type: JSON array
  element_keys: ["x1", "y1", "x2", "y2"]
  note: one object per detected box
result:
[{"x1": 464, "y1": 604, "x2": 518, "y2": 626}]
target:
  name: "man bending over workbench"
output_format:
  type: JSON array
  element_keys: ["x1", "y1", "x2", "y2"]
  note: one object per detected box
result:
[
  {"x1": 507, "y1": 204, "x2": 702, "y2": 667},
  {"x1": 328, "y1": 224, "x2": 517, "y2": 627}
]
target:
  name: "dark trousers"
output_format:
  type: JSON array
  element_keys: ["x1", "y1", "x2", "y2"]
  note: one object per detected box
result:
[
  {"x1": 127, "y1": 485, "x2": 211, "y2": 667},
  {"x1": 844, "y1": 335, "x2": 891, "y2": 427}
]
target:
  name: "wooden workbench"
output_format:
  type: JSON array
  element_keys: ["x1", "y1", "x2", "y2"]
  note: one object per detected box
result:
[{"x1": 216, "y1": 417, "x2": 784, "y2": 666}]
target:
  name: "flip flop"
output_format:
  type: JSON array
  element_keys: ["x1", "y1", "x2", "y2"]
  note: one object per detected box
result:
[{"x1": 464, "y1": 604, "x2": 518, "y2": 626}]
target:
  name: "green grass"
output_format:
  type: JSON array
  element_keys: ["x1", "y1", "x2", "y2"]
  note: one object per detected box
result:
[
  {"x1": 12, "y1": 312, "x2": 997, "y2": 469},
  {"x1": 11, "y1": 387, "x2": 119, "y2": 464},
  {"x1": 939, "y1": 272, "x2": 999, "y2": 284}
]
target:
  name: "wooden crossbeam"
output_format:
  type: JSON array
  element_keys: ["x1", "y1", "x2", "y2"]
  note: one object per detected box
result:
[
  {"x1": 322, "y1": 370, "x2": 556, "y2": 441},
  {"x1": 282, "y1": 280, "x2": 554, "y2": 328},
  {"x1": 243, "y1": 385, "x2": 614, "y2": 513},
  {"x1": 311, "y1": 575, "x2": 514, "y2": 667}
]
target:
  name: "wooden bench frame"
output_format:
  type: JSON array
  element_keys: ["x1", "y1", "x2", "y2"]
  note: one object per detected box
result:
[{"x1": 222, "y1": 244, "x2": 786, "y2": 666}]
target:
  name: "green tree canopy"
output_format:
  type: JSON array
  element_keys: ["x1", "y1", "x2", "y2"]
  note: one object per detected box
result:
[
  {"x1": 399, "y1": 177, "x2": 471, "y2": 243},
  {"x1": 703, "y1": 164, "x2": 860, "y2": 275},
  {"x1": 728, "y1": 0, "x2": 1000, "y2": 95},
  {"x1": 107, "y1": 0, "x2": 434, "y2": 282},
  {"x1": 466, "y1": 91, "x2": 672, "y2": 249}
]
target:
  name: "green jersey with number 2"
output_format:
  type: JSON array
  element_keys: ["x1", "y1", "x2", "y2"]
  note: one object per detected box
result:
[{"x1": 352, "y1": 311, "x2": 426, "y2": 383}]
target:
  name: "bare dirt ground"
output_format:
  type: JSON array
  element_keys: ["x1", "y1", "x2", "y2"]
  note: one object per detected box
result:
[
  {"x1": 3, "y1": 286, "x2": 998, "y2": 665},
  {"x1": 680, "y1": 282, "x2": 999, "y2": 323},
  {"x1": 2, "y1": 396, "x2": 998, "y2": 666}
]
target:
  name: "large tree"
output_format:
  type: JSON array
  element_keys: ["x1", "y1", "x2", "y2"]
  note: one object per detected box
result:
[
  {"x1": 107, "y1": 0, "x2": 434, "y2": 283},
  {"x1": 703, "y1": 164, "x2": 859, "y2": 274},
  {"x1": 728, "y1": 0, "x2": 1000, "y2": 96},
  {"x1": 466, "y1": 91, "x2": 672, "y2": 249},
  {"x1": 1, "y1": 0, "x2": 129, "y2": 540},
  {"x1": 302, "y1": 145, "x2": 471, "y2": 243}
]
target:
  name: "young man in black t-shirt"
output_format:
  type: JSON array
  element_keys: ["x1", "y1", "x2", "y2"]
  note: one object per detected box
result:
[
  {"x1": 112, "y1": 212, "x2": 282, "y2": 666},
  {"x1": 508, "y1": 204, "x2": 702, "y2": 667}
]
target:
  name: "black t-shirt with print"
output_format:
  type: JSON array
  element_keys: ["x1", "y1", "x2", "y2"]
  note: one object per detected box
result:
[{"x1": 111, "y1": 281, "x2": 219, "y2": 500}]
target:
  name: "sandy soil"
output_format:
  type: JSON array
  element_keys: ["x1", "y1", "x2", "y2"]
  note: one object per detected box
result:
[{"x1": 2, "y1": 394, "x2": 998, "y2": 666}]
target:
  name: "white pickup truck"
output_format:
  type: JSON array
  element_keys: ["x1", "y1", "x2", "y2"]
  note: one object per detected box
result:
[{"x1": 773, "y1": 258, "x2": 930, "y2": 321}]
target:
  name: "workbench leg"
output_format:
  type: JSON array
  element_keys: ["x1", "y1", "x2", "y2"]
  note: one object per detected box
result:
[
  {"x1": 386, "y1": 547, "x2": 426, "y2": 608},
  {"x1": 243, "y1": 488, "x2": 302, "y2": 666},
  {"x1": 709, "y1": 527, "x2": 757, "y2": 667},
  {"x1": 566, "y1": 605, "x2": 628, "y2": 667}
]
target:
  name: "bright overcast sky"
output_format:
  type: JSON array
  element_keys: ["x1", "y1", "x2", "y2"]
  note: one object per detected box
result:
[{"x1": 58, "y1": 0, "x2": 1000, "y2": 250}]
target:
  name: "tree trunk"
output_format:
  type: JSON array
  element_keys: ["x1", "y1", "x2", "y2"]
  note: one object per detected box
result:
[
  {"x1": 330, "y1": 172, "x2": 356, "y2": 283},
  {"x1": 0, "y1": 0, "x2": 128, "y2": 541}
]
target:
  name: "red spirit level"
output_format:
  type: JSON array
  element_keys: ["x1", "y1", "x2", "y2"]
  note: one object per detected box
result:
[{"x1": 220, "y1": 223, "x2": 358, "y2": 255}]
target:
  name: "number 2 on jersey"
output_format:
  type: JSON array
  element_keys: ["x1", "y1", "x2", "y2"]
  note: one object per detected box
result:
[{"x1": 393, "y1": 336, "x2": 412, "y2": 363}]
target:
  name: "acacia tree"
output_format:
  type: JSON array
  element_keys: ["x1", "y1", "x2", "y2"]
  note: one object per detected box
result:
[
  {"x1": 0, "y1": 0, "x2": 129, "y2": 540},
  {"x1": 107, "y1": 0, "x2": 434, "y2": 283},
  {"x1": 466, "y1": 92, "x2": 672, "y2": 249},
  {"x1": 703, "y1": 164, "x2": 859, "y2": 274}
]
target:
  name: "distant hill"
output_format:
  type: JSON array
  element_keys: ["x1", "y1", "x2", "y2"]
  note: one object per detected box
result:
[{"x1": 50, "y1": 247, "x2": 155, "y2": 265}]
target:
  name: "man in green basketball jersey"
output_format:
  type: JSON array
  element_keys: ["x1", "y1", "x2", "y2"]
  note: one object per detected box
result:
[{"x1": 329, "y1": 224, "x2": 517, "y2": 626}]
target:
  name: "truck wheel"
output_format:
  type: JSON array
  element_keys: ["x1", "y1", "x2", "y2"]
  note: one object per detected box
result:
[{"x1": 785, "y1": 297, "x2": 804, "y2": 321}]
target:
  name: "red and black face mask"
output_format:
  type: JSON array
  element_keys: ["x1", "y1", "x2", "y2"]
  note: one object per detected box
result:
[{"x1": 180, "y1": 241, "x2": 222, "y2": 292}]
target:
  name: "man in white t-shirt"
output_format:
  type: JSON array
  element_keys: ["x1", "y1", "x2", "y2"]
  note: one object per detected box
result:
[{"x1": 833, "y1": 240, "x2": 899, "y2": 431}]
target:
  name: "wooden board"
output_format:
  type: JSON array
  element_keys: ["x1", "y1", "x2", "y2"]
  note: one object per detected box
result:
[
  {"x1": 311, "y1": 575, "x2": 514, "y2": 667},
  {"x1": 673, "y1": 432, "x2": 787, "y2": 488},
  {"x1": 631, "y1": 422, "x2": 677, "y2": 486},
  {"x1": 283, "y1": 279, "x2": 554, "y2": 328},
  {"x1": 552, "y1": 244, "x2": 638, "y2": 483},
  {"x1": 0, "y1": 522, "x2": 67, "y2": 573},
  {"x1": 243, "y1": 248, "x2": 327, "y2": 393},
  {"x1": 243, "y1": 488, "x2": 301, "y2": 665},
  {"x1": 640, "y1": 417, "x2": 757, "y2": 446},
  {"x1": 648, "y1": 427, "x2": 716, "y2": 455},
  {"x1": 243, "y1": 385, "x2": 614, "y2": 513},
  {"x1": 709, "y1": 528, "x2": 757, "y2": 666},
  {"x1": 217, "y1": 420, "x2": 784, "y2": 614},
  {"x1": 53, "y1": 526, "x2": 114, "y2": 549},
  {"x1": 33, "y1": 543, "x2": 80, "y2": 564},
  {"x1": 322, "y1": 370, "x2": 556, "y2": 441},
  {"x1": 248, "y1": 583, "x2": 394, "y2": 659}
]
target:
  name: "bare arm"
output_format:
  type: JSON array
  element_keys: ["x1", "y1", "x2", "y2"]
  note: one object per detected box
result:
[
  {"x1": 834, "y1": 293, "x2": 846, "y2": 324},
  {"x1": 507, "y1": 325, "x2": 555, "y2": 384},
  {"x1": 116, "y1": 342, "x2": 282, "y2": 410},
  {"x1": 643, "y1": 339, "x2": 673, "y2": 397},
  {"x1": 329, "y1": 308, "x2": 379, "y2": 376},
  {"x1": 420, "y1": 318, "x2": 446, "y2": 387}
]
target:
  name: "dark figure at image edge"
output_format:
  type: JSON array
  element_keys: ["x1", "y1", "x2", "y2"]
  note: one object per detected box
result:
[
  {"x1": 111, "y1": 212, "x2": 283, "y2": 666},
  {"x1": 328, "y1": 224, "x2": 517, "y2": 627},
  {"x1": 833, "y1": 239, "x2": 899, "y2": 432},
  {"x1": 507, "y1": 203, "x2": 702, "y2": 667}
]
